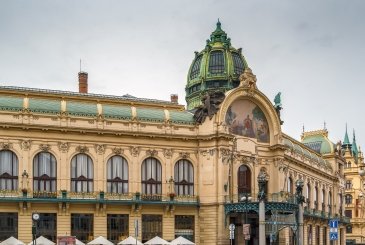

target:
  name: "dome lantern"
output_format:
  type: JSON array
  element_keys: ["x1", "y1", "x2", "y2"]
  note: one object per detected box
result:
[{"x1": 185, "y1": 20, "x2": 248, "y2": 110}]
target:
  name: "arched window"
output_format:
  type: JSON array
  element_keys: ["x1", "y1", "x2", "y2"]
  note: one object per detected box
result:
[
  {"x1": 141, "y1": 157, "x2": 162, "y2": 194},
  {"x1": 314, "y1": 186, "x2": 319, "y2": 209},
  {"x1": 345, "y1": 194, "x2": 353, "y2": 204},
  {"x1": 306, "y1": 184, "x2": 311, "y2": 206},
  {"x1": 71, "y1": 154, "x2": 93, "y2": 192},
  {"x1": 190, "y1": 55, "x2": 202, "y2": 80},
  {"x1": 232, "y1": 52, "x2": 244, "y2": 75},
  {"x1": 328, "y1": 191, "x2": 332, "y2": 206},
  {"x1": 208, "y1": 51, "x2": 225, "y2": 74},
  {"x1": 322, "y1": 189, "x2": 326, "y2": 208},
  {"x1": 237, "y1": 165, "x2": 251, "y2": 194},
  {"x1": 287, "y1": 177, "x2": 293, "y2": 194},
  {"x1": 0, "y1": 150, "x2": 18, "y2": 190},
  {"x1": 33, "y1": 152, "x2": 57, "y2": 191},
  {"x1": 107, "y1": 156, "x2": 128, "y2": 193},
  {"x1": 174, "y1": 159, "x2": 194, "y2": 195}
]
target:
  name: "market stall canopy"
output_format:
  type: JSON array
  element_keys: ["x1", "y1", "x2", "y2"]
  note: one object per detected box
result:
[
  {"x1": 87, "y1": 236, "x2": 113, "y2": 245},
  {"x1": 117, "y1": 236, "x2": 143, "y2": 245},
  {"x1": 27, "y1": 236, "x2": 55, "y2": 245},
  {"x1": 75, "y1": 239, "x2": 85, "y2": 245},
  {"x1": 144, "y1": 236, "x2": 170, "y2": 245},
  {"x1": 170, "y1": 237, "x2": 195, "y2": 245},
  {"x1": 0, "y1": 236, "x2": 25, "y2": 245}
]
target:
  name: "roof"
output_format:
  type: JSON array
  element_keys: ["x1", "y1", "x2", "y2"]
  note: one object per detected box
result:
[
  {"x1": 283, "y1": 134, "x2": 333, "y2": 172},
  {"x1": 301, "y1": 129, "x2": 334, "y2": 154},
  {"x1": 0, "y1": 87, "x2": 195, "y2": 125}
]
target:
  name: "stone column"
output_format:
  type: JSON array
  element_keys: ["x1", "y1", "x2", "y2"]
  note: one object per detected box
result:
[
  {"x1": 259, "y1": 201, "x2": 265, "y2": 245},
  {"x1": 296, "y1": 179, "x2": 305, "y2": 245}
]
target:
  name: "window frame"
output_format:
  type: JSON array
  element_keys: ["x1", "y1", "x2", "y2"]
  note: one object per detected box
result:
[
  {"x1": 107, "y1": 155, "x2": 128, "y2": 194},
  {"x1": 174, "y1": 159, "x2": 194, "y2": 196},
  {"x1": 0, "y1": 150, "x2": 19, "y2": 191},
  {"x1": 33, "y1": 152, "x2": 57, "y2": 192},
  {"x1": 71, "y1": 154, "x2": 94, "y2": 193}
]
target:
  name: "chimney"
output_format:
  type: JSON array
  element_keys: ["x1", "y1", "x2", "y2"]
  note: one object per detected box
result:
[
  {"x1": 78, "y1": 72, "x2": 88, "y2": 93},
  {"x1": 170, "y1": 94, "x2": 178, "y2": 103}
]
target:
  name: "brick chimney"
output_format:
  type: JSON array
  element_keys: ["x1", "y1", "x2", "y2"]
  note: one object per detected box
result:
[
  {"x1": 170, "y1": 94, "x2": 178, "y2": 103},
  {"x1": 78, "y1": 72, "x2": 88, "y2": 93}
]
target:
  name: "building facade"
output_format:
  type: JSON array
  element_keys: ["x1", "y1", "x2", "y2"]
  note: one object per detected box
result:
[{"x1": 0, "y1": 22, "x2": 352, "y2": 245}]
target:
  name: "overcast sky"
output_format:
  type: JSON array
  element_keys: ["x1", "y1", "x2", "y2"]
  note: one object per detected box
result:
[{"x1": 1, "y1": 0, "x2": 364, "y2": 147}]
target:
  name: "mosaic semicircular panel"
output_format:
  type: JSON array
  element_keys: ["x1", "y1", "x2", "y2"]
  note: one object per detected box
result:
[{"x1": 225, "y1": 99, "x2": 270, "y2": 143}]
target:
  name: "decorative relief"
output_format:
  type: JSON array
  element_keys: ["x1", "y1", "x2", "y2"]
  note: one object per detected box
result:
[
  {"x1": 146, "y1": 149, "x2": 158, "y2": 157},
  {"x1": 20, "y1": 140, "x2": 31, "y2": 150},
  {"x1": 39, "y1": 144, "x2": 51, "y2": 152},
  {"x1": 58, "y1": 142, "x2": 69, "y2": 153},
  {"x1": 0, "y1": 142, "x2": 12, "y2": 150},
  {"x1": 95, "y1": 144, "x2": 106, "y2": 154},
  {"x1": 163, "y1": 149, "x2": 173, "y2": 159},
  {"x1": 179, "y1": 152, "x2": 190, "y2": 159},
  {"x1": 112, "y1": 147, "x2": 123, "y2": 155},
  {"x1": 219, "y1": 148, "x2": 231, "y2": 158},
  {"x1": 13, "y1": 115, "x2": 20, "y2": 119},
  {"x1": 129, "y1": 147, "x2": 140, "y2": 157},
  {"x1": 76, "y1": 145, "x2": 89, "y2": 153},
  {"x1": 200, "y1": 149, "x2": 215, "y2": 157}
]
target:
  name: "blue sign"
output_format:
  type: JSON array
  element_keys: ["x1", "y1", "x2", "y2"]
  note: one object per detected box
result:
[
  {"x1": 329, "y1": 219, "x2": 338, "y2": 228},
  {"x1": 330, "y1": 232, "x2": 338, "y2": 240}
]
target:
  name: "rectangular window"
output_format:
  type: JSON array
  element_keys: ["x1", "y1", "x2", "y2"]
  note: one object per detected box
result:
[
  {"x1": 142, "y1": 215, "x2": 162, "y2": 243},
  {"x1": 107, "y1": 214, "x2": 129, "y2": 244},
  {"x1": 323, "y1": 227, "x2": 327, "y2": 245},
  {"x1": 0, "y1": 213, "x2": 17, "y2": 241},
  {"x1": 175, "y1": 215, "x2": 194, "y2": 242},
  {"x1": 345, "y1": 210, "x2": 352, "y2": 218},
  {"x1": 71, "y1": 214, "x2": 93, "y2": 243},
  {"x1": 37, "y1": 213, "x2": 57, "y2": 242}
]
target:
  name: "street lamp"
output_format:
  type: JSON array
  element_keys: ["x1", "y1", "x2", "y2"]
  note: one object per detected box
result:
[{"x1": 240, "y1": 193, "x2": 252, "y2": 244}]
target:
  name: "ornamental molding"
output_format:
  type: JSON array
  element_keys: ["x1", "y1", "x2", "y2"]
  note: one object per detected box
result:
[
  {"x1": 20, "y1": 140, "x2": 31, "y2": 150},
  {"x1": 219, "y1": 148, "x2": 231, "y2": 158},
  {"x1": 163, "y1": 149, "x2": 173, "y2": 159},
  {"x1": 39, "y1": 144, "x2": 51, "y2": 152},
  {"x1": 58, "y1": 142, "x2": 69, "y2": 153},
  {"x1": 129, "y1": 147, "x2": 140, "y2": 157},
  {"x1": 0, "y1": 142, "x2": 12, "y2": 150},
  {"x1": 179, "y1": 152, "x2": 190, "y2": 159},
  {"x1": 112, "y1": 147, "x2": 123, "y2": 155},
  {"x1": 200, "y1": 149, "x2": 215, "y2": 157},
  {"x1": 76, "y1": 145, "x2": 89, "y2": 153},
  {"x1": 95, "y1": 144, "x2": 106, "y2": 154},
  {"x1": 146, "y1": 149, "x2": 158, "y2": 157}
]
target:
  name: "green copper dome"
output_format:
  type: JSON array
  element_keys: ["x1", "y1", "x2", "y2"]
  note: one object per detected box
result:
[
  {"x1": 301, "y1": 129, "x2": 335, "y2": 155},
  {"x1": 185, "y1": 20, "x2": 248, "y2": 110}
]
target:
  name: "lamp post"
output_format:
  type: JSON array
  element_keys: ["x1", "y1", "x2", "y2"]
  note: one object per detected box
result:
[
  {"x1": 295, "y1": 179, "x2": 304, "y2": 245},
  {"x1": 240, "y1": 193, "x2": 252, "y2": 244},
  {"x1": 32, "y1": 213, "x2": 40, "y2": 245}
]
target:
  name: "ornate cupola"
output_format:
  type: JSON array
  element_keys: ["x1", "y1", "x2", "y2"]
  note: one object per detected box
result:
[{"x1": 185, "y1": 20, "x2": 248, "y2": 110}]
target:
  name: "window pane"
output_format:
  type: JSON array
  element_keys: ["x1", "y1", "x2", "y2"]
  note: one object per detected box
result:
[
  {"x1": 175, "y1": 215, "x2": 194, "y2": 242},
  {"x1": 190, "y1": 55, "x2": 202, "y2": 79},
  {"x1": 71, "y1": 214, "x2": 93, "y2": 243},
  {"x1": 232, "y1": 52, "x2": 244, "y2": 75},
  {"x1": 0, "y1": 213, "x2": 17, "y2": 241},
  {"x1": 208, "y1": 51, "x2": 225, "y2": 74},
  {"x1": 0, "y1": 150, "x2": 18, "y2": 190},
  {"x1": 142, "y1": 215, "x2": 162, "y2": 243},
  {"x1": 107, "y1": 214, "x2": 129, "y2": 244}
]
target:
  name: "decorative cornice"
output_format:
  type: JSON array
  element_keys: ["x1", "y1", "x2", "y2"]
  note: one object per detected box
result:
[
  {"x1": 112, "y1": 147, "x2": 123, "y2": 155},
  {"x1": 76, "y1": 145, "x2": 89, "y2": 153},
  {"x1": 39, "y1": 144, "x2": 51, "y2": 152},
  {"x1": 20, "y1": 140, "x2": 31, "y2": 150},
  {"x1": 58, "y1": 142, "x2": 69, "y2": 153},
  {"x1": 95, "y1": 144, "x2": 106, "y2": 154}
]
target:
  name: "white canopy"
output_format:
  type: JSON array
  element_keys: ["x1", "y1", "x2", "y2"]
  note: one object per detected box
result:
[
  {"x1": 169, "y1": 237, "x2": 195, "y2": 245},
  {"x1": 27, "y1": 236, "x2": 55, "y2": 245},
  {"x1": 87, "y1": 236, "x2": 113, "y2": 245},
  {"x1": 144, "y1": 236, "x2": 169, "y2": 245},
  {"x1": 117, "y1": 236, "x2": 143, "y2": 245},
  {"x1": 75, "y1": 239, "x2": 85, "y2": 245},
  {"x1": 0, "y1": 237, "x2": 25, "y2": 245}
]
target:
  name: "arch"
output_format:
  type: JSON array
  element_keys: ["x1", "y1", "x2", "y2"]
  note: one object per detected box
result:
[
  {"x1": 33, "y1": 152, "x2": 57, "y2": 192},
  {"x1": 106, "y1": 155, "x2": 128, "y2": 194},
  {"x1": 0, "y1": 150, "x2": 18, "y2": 190},
  {"x1": 217, "y1": 86, "x2": 282, "y2": 146},
  {"x1": 174, "y1": 159, "x2": 194, "y2": 195},
  {"x1": 71, "y1": 153, "x2": 93, "y2": 192},
  {"x1": 237, "y1": 164, "x2": 251, "y2": 195},
  {"x1": 141, "y1": 157, "x2": 162, "y2": 194}
]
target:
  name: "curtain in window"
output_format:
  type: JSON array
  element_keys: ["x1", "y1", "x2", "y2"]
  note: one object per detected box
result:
[
  {"x1": 33, "y1": 152, "x2": 56, "y2": 191},
  {"x1": 107, "y1": 155, "x2": 128, "y2": 193},
  {"x1": 141, "y1": 157, "x2": 162, "y2": 194},
  {"x1": 174, "y1": 159, "x2": 194, "y2": 195},
  {"x1": 0, "y1": 150, "x2": 18, "y2": 190},
  {"x1": 71, "y1": 154, "x2": 93, "y2": 192}
]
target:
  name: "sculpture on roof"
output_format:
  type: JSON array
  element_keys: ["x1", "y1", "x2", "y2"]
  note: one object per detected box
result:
[
  {"x1": 239, "y1": 67, "x2": 257, "y2": 90},
  {"x1": 273, "y1": 92, "x2": 284, "y2": 125},
  {"x1": 193, "y1": 91, "x2": 225, "y2": 124}
]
